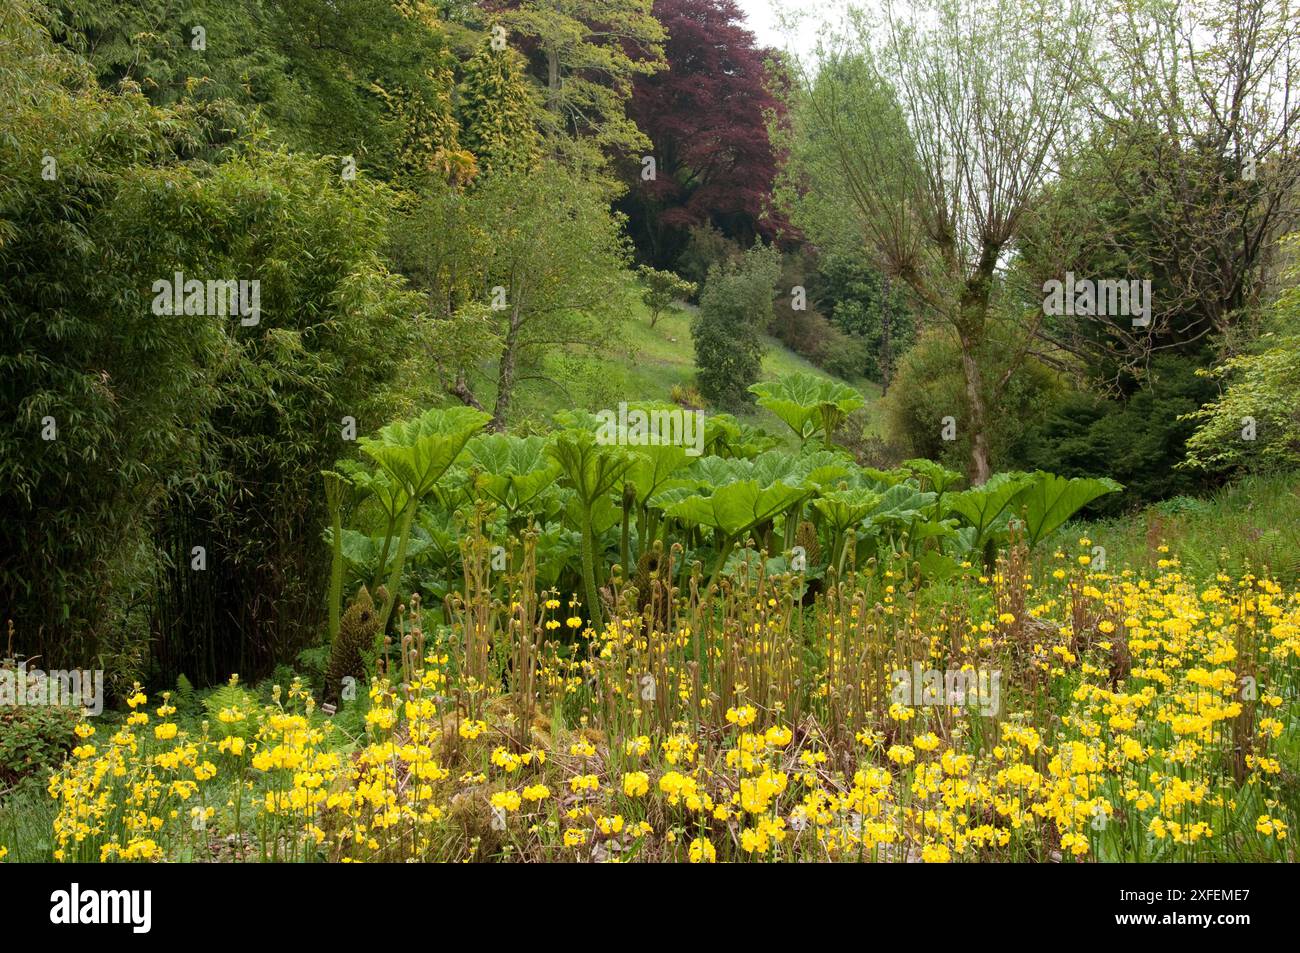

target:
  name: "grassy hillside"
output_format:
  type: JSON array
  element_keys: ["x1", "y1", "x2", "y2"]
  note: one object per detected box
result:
[
  {"x1": 463, "y1": 278, "x2": 883, "y2": 443},
  {"x1": 1060, "y1": 471, "x2": 1300, "y2": 584}
]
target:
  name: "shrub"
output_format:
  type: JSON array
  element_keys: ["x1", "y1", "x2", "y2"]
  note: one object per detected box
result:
[
  {"x1": 1183, "y1": 333, "x2": 1300, "y2": 473},
  {"x1": 819, "y1": 329, "x2": 873, "y2": 381},
  {"x1": 808, "y1": 247, "x2": 916, "y2": 387},
  {"x1": 882, "y1": 329, "x2": 1062, "y2": 478},
  {"x1": 0, "y1": 699, "x2": 78, "y2": 790},
  {"x1": 769, "y1": 292, "x2": 871, "y2": 381},
  {"x1": 834, "y1": 411, "x2": 907, "y2": 468},
  {"x1": 692, "y1": 244, "x2": 781, "y2": 408},
  {"x1": 1013, "y1": 355, "x2": 1219, "y2": 510},
  {"x1": 670, "y1": 383, "x2": 704, "y2": 409},
  {"x1": 1183, "y1": 246, "x2": 1300, "y2": 475},
  {"x1": 676, "y1": 223, "x2": 740, "y2": 294}
]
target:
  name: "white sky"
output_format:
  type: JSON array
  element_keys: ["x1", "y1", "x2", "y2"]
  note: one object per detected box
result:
[{"x1": 733, "y1": 0, "x2": 853, "y2": 61}]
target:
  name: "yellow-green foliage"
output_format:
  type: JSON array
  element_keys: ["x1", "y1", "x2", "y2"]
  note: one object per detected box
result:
[
  {"x1": 457, "y1": 36, "x2": 541, "y2": 176},
  {"x1": 1184, "y1": 240, "x2": 1300, "y2": 472}
]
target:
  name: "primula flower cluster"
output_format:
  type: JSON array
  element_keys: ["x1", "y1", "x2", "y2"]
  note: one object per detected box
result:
[{"x1": 25, "y1": 548, "x2": 1298, "y2": 864}]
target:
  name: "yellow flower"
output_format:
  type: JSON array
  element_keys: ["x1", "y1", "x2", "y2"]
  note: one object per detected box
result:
[
  {"x1": 1060, "y1": 831, "x2": 1090, "y2": 856},
  {"x1": 622, "y1": 771, "x2": 649, "y2": 797},
  {"x1": 1256, "y1": 816, "x2": 1288, "y2": 839},
  {"x1": 688, "y1": 837, "x2": 716, "y2": 863},
  {"x1": 765, "y1": 725, "x2": 793, "y2": 747},
  {"x1": 490, "y1": 790, "x2": 522, "y2": 813},
  {"x1": 887, "y1": 745, "x2": 916, "y2": 766},
  {"x1": 887, "y1": 703, "x2": 917, "y2": 722},
  {"x1": 490, "y1": 746, "x2": 523, "y2": 773},
  {"x1": 725, "y1": 705, "x2": 757, "y2": 728},
  {"x1": 458, "y1": 719, "x2": 487, "y2": 740},
  {"x1": 921, "y1": 843, "x2": 951, "y2": 863},
  {"x1": 658, "y1": 771, "x2": 698, "y2": 805}
]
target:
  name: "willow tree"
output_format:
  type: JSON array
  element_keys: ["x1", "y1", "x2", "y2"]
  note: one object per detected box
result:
[
  {"x1": 786, "y1": 0, "x2": 1092, "y2": 483},
  {"x1": 1019, "y1": 0, "x2": 1300, "y2": 375}
]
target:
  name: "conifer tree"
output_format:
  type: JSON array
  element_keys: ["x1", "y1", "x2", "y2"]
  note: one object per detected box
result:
[{"x1": 457, "y1": 36, "x2": 541, "y2": 176}]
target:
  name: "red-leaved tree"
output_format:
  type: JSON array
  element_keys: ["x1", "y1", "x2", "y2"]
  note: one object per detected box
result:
[{"x1": 622, "y1": 0, "x2": 785, "y2": 266}]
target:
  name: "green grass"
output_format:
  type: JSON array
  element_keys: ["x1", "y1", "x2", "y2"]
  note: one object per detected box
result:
[
  {"x1": 1054, "y1": 471, "x2": 1300, "y2": 583},
  {"x1": 457, "y1": 276, "x2": 883, "y2": 441},
  {"x1": 0, "y1": 779, "x2": 58, "y2": 862}
]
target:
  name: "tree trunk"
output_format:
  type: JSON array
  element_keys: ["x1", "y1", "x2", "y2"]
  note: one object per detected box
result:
[
  {"x1": 956, "y1": 244, "x2": 999, "y2": 485},
  {"x1": 958, "y1": 332, "x2": 992, "y2": 485},
  {"x1": 547, "y1": 47, "x2": 560, "y2": 110},
  {"x1": 491, "y1": 312, "x2": 521, "y2": 431},
  {"x1": 448, "y1": 369, "x2": 484, "y2": 411},
  {"x1": 880, "y1": 274, "x2": 893, "y2": 394}
]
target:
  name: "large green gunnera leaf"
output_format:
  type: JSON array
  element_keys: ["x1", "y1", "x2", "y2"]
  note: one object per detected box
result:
[
  {"x1": 948, "y1": 472, "x2": 1034, "y2": 546},
  {"x1": 360, "y1": 406, "x2": 490, "y2": 500},
  {"x1": 666, "y1": 480, "x2": 807, "y2": 537},
  {"x1": 748, "y1": 372, "x2": 866, "y2": 442},
  {"x1": 464, "y1": 433, "x2": 560, "y2": 513},
  {"x1": 1011, "y1": 472, "x2": 1123, "y2": 547}
]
